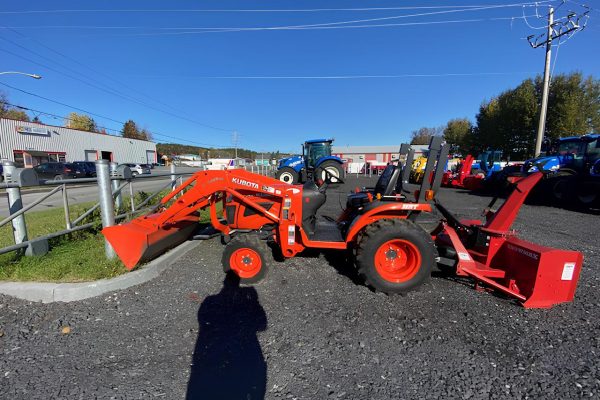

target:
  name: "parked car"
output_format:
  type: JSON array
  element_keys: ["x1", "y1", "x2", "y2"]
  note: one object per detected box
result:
[
  {"x1": 0, "y1": 164, "x2": 3, "y2": 183},
  {"x1": 142, "y1": 163, "x2": 155, "y2": 169},
  {"x1": 122, "y1": 163, "x2": 151, "y2": 176},
  {"x1": 33, "y1": 162, "x2": 78, "y2": 180},
  {"x1": 72, "y1": 161, "x2": 97, "y2": 177}
]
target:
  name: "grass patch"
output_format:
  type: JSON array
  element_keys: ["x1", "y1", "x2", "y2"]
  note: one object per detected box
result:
[
  {"x1": 0, "y1": 188, "x2": 217, "y2": 282},
  {"x1": 0, "y1": 235, "x2": 126, "y2": 282},
  {"x1": 0, "y1": 201, "x2": 127, "y2": 282}
]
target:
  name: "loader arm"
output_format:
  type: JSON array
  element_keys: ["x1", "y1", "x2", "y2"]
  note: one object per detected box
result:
[
  {"x1": 103, "y1": 170, "x2": 287, "y2": 269},
  {"x1": 142, "y1": 170, "x2": 284, "y2": 228}
]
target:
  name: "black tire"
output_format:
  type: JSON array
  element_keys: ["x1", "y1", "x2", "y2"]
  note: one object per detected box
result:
[
  {"x1": 316, "y1": 160, "x2": 344, "y2": 183},
  {"x1": 222, "y1": 235, "x2": 270, "y2": 284},
  {"x1": 355, "y1": 219, "x2": 435, "y2": 294},
  {"x1": 550, "y1": 170, "x2": 576, "y2": 204},
  {"x1": 53, "y1": 175, "x2": 63, "y2": 181},
  {"x1": 275, "y1": 167, "x2": 298, "y2": 184},
  {"x1": 131, "y1": 171, "x2": 139, "y2": 177},
  {"x1": 575, "y1": 180, "x2": 600, "y2": 209}
]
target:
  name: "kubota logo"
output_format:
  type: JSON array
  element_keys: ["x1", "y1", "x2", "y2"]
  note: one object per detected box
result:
[{"x1": 232, "y1": 177, "x2": 259, "y2": 189}]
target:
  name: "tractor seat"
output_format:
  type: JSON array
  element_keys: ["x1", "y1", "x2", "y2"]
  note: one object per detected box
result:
[
  {"x1": 346, "y1": 164, "x2": 403, "y2": 209},
  {"x1": 301, "y1": 181, "x2": 327, "y2": 236}
]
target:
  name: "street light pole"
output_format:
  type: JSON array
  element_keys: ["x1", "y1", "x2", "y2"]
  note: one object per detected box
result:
[{"x1": 0, "y1": 71, "x2": 42, "y2": 79}]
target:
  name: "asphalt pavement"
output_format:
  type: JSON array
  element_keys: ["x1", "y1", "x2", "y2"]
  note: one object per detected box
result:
[{"x1": 0, "y1": 176, "x2": 598, "y2": 399}]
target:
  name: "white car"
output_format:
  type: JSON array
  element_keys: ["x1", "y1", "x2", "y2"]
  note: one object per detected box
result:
[{"x1": 123, "y1": 163, "x2": 151, "y2": 176}]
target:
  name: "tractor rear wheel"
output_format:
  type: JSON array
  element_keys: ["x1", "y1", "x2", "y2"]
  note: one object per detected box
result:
[
  {"x1": 316, "y1": 161, "x2": 343, "y2": 183},
  {"x1": 551, "y1": 170, "x2": 576, "y2": 205},
  {"x1": 356, "y1": 219, "x2": 435, "y2": 294},
  {"x1": 222, "y1": 235, "x2": 270, "y2": 283},
  {"x1": 275, "y1": 167, "x2": 298, "y2": 184}
]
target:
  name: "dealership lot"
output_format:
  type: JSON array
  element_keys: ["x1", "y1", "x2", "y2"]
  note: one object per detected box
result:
[{"x1": 0, "y1": 176, "x2": 598, "y2": 399}]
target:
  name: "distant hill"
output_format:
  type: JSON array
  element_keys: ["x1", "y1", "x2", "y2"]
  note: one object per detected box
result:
[{"x1": 156, "y1": 143, "x2": 259, "y2": 159}]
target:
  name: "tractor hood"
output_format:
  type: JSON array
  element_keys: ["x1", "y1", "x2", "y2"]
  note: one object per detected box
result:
[
  {"x1": 522, "y1": 156, "x2": 560, "y2": 173},
  {"x1": 278, "y1": 155, "x2": 304, "y2": 169}
]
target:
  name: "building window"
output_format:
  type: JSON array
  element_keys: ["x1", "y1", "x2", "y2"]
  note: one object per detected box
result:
[
  {"x1": 13, "y1": 151, "x2": 25, "y2": 168},
  {"x1": 49, "y1": 154, "x2": 59, "y2": 162}
]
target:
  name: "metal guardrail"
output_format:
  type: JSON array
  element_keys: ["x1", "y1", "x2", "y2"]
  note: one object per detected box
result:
[{"x1": 0, "y1": 160, "x2": 275, "y2": 259}]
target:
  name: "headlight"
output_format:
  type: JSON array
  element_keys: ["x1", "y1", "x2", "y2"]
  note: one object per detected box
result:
[{"x1": 527, "y1": 166, "x2": 538, "y2": 173}]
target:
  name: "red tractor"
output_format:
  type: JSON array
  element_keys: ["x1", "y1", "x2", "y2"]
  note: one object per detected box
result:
[{"x1": 104, "y1": 138, "x2": 583, "y2": 308}]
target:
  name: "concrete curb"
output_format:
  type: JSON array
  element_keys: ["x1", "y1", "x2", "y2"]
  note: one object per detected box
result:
[{"x1": 0, "y1": 240, "x2": 201, "y2": 303}]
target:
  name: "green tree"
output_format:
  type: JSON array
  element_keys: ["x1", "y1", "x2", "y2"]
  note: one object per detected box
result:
[
  {"x1": 543, "y1": 72, "x2": 600, "y2": 139},
  {"x1": 66, "y1": 112, "x2": 97, "y2": 132},
  {"x1": 410, "y1": 126, "x2": 442, "y2": 145},
  {"x1": 443, "y1": 118, "x2": 473, "y2": 153},
  {"x1": 474, "y1": 73, "x2": 599, "y2": 159},
  {"x1": 0, "y1": 92, "x2": 30, "y2": 122}
]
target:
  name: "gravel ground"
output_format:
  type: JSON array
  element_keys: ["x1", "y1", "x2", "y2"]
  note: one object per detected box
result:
[{"x1": 0, "y1": 176, "x2": 598, "y2": 399}]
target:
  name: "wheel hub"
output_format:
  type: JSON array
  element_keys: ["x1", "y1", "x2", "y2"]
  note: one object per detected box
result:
[
  {"x1": 374, "y1": 239, "x2": 422, "y2": 283},
  {"x1": 386, "y1": 249, "x2": 398, "y2": 260}
]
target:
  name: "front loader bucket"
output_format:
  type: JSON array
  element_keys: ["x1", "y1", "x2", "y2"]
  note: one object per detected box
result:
[
  {"x1": 102, "y1": 213, "x2": 199, "y2": 270},
  {"x1": 489, "y1": 237, "x2": 583, "y2": 308}
]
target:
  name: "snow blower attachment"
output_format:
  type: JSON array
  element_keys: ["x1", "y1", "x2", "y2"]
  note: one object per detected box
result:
[
  {"x1": 433, "y1": 171, "x2": 583, "y2": 308},
  {"x1": 103, "y1": 137, "x2": 583, "y2": 308}
]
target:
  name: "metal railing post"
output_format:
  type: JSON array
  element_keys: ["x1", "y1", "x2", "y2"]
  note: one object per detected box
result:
[
  {"x1": 61, "y1": 184, "x2": 72, "y2": 230},
  {"x1": 170, "y1": 163, "x2": 177, "y2": 191},
  {"x1": 110, "y1": 162, "x2": 123, "y2": 210},
  {"x1": 2, "y1": 160, "x2": 28, "y2": 252},
  {"x1": 96, "y1": 159, "x2": 115, "y2": 259}
]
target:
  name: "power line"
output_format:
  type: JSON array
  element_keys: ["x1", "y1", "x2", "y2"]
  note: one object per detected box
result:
[
  {"x1": 0, "y1": 3, "x2": 556, "y2": 14},
  {"x1": 4, "y1": 101, "x2": 124, "y2": 135},
  {"x1": 0, "y1": 29, "x2": 234, "y2": 132},
  {"x1": 2, "y1": 26, "x2": 200, "y2": 117},
  {"x1": 0, "y1": 82, "x2": 232, "y2": 148},
  {"x1": 3, "y1": 1, "x2": 552, "y2": 35},
  {"x1": 141, "y1": 71, "x2": 536, "y2": 80},
  {"x1": 112, "y1": 15, "x2": 537, "y2": 37}
]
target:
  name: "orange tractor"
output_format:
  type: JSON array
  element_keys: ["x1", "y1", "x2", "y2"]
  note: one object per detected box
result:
[{"x1": 103, "y1": 138, "x2": 583, "y2": 308}]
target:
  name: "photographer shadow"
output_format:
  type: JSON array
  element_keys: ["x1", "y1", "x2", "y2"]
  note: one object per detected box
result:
[{"x1": 186, "y1": 273, "x2": 267, "y2": 400}]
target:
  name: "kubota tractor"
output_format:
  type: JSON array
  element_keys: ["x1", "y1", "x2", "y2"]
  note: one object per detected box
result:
[{"x1": 103, "y1": 137, "x2": 583, "y2": 308}]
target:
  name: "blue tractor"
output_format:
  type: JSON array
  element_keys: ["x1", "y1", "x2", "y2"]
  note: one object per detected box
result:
[
  {"x1": 522, "y1": 133, "x2": 600, "y2": 207},
  {"x1": 471, "y1": 150, "x2": 504, "y2": 177},
  {"x1": 275, "y1": 139, "x2": 344, "y2": 184}
]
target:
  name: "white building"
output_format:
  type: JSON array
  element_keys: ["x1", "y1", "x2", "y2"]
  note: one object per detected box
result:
[
  {"x1": 0, "y1": 118, "x2": 157, "y2": 167},
  {"x1": 332, "y1": 144, "x2": 429, "y2": 173}
]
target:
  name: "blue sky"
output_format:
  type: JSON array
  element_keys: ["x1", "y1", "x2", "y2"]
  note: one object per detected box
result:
[{"x1": 1, "y1": 0, "x2": 598, "y2": 153}]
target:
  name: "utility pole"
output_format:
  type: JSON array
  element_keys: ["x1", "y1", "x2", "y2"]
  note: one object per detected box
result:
[
  {"x1": 527, "y1": 4, "x2": 589, "y2": 157},
  {"x1": 534, "y1": 6, "x2": 553, "y2": 157},
  {"x1": 232, "y1": 131, "x2": 239, "y2": 160}
]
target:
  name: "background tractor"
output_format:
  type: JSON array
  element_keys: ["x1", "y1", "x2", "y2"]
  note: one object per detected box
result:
[
  {"x1": 522, "y1": 134, "x2": 600, "y2": 208},
  {"x1": 275, "y1": 139, "x2": 344, "y2": 184}
]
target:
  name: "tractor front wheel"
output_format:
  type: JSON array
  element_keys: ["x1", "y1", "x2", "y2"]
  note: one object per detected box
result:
[
  {"x1": 222, "y1": 235, "x2": 270, "y2": 283},
  {"x1": 356, "y1": 219, "x2": 435, "y2": 294},
  {"x1": 316, "y1": 161, "x2": 343, "y2": 183},
  {"x1": 275, "y1": 167, "x2": 298, "y2": 184}
]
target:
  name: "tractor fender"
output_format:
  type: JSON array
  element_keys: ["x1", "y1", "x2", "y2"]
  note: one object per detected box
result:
[
  {"x1": 315, "y1": 156, "x2": 344, "y2": 168},
  {"x1": 344, "y1": 202, "x2": 432, "y2": 243}
]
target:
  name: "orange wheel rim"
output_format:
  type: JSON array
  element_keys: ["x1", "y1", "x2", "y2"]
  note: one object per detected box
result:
[
  {"x1": 230, "y1": 248, "x2": 262, "y2": 278},
  {"x1": 374, "y1": 239, "x2": 421, "y2": 283}
]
